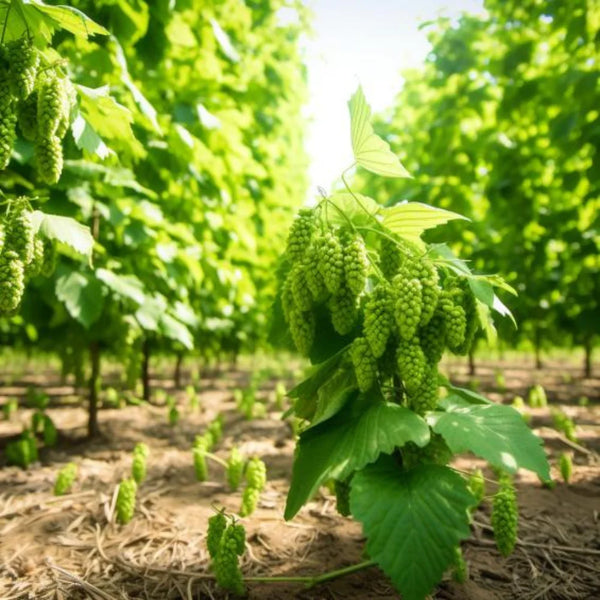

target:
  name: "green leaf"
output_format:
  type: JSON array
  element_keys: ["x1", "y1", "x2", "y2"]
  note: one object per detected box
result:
[
  {"x1": 210, "y1": 18, "x2": 240, "y2": 62},
  {"x1": 160, "y1": 313, "x2": 194, "y2": 350},
  {"x1": 31, "y1": 211, "x2": 94, "y2": 258},
  {"x1": 351, "y1": 458, "x2": 475, "y2": 600},
  {"x1": 348, "y1": 86, "x2": 411, "y2": 178},
  {"x1": 96, "y1": 269, "x2": 146, "y2": 305},
  {"x1": 71, "y1": 111, "x2": 112, "y2": 159},
  {"x1": 492, "y1": 294, "x2": 517, "y2": 327},
  {"x1": 468, "y1": 277, "x2": 494, "y2": 307},
  {"x1": 429, "y1": 243, "x2": 472, "y2": 276},
  {"x1": 55, "y1": 271, "x2": 104, "y2": 328},
  {"x1": 29, "y1": 0, "x2": 109, "y2": 38},
  {"x1": 382, "y1": 202, "x2": 468, "y2": 243},
  {"x1": 428, "y1": 404, "x2": 550, "y2": 479},
  {"x1": 311, "y1": 368, "x2": 356, "y2": 427},
  {"x1": 285, "y1": 403, "x2": 430, "y2": 519}
]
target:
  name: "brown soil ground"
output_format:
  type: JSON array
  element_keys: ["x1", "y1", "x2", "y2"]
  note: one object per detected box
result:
[{"x1": 0, "y1": 356, "x2": 599, "y2": 600}]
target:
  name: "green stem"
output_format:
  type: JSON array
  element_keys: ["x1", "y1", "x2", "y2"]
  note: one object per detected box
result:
[
  {"x1": 205, "y1": 452, "x2": 227, "y2": 469},
  {"x1": 245, "y1": 559, "x2": 377, "y2": 589},
  {"x1": 341, "y1": 165, "x2": 373, "y2": 220}
]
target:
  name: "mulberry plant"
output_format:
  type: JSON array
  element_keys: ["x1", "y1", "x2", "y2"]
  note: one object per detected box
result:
[{"x1": 272, "y1": 87, "x2": 550, "y2": 600}]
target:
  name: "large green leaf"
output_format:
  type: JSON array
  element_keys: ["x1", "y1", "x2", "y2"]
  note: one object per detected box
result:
[
  {"x1": 55, "y1": 271, "x2": 104, "y2": 328},
  {"x1": 96, "y1": 269, "x2": 146, "y2": 305},
  {"x1": 285, "y1": 403, "x2": 430, "y2": 519},
  {"x1": 382, "y1": 202, "x2": 468, "y2": 243},
  {"x1": 428, "y1": 404, "x2": 550, "y2": 479},
  {"x1": 29, "y1": 1, "x2": 109, "y2": 38},
  {"x1": 351, "y1": 458, "x2": 475, "y2": 600},
  {"x1": 31, "y1": 212, "x2": 94, "y2": 259},
  {"x1": 348, "y1": 86, "x2": 411, "y2": 178}
]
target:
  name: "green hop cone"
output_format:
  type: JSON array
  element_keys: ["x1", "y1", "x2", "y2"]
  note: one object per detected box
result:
[
  {"x1": 17, "y1": 91, "x2": 38, "y2": 141},
  {"x1": 334, "y1": 478, "x2": 352, "y2": 517},
  {"x1": 439, "y1": 291, "x2": 467, "y2": 352},
  {"x1": 35, "y1": 133, "x2": 63, "y2": 184},
  {"x1": 451, "y1": 547, "x2": 468, "y2": 584},
  {"x1": 328, "y1": 284, "x2": 357, "y2": 335},
  {"x1": 396, "y1": 337, "x2": 426, "y2": 395},
  {"x1": 286, "y1": 208, "x2": 314, "y2": 264},
  {"x1": 454, "y1": 279, "x2": 478, "y2": 355},
  {"x1": 318, "y1": 231, "x2": 344, "y2": 294},
  {"x1": 0, "y1": 103, "x2": 17, "y2": 170},
  {"x1": 363, "y1": 285, "x2": 394, "y2": 358},
  {"x1": 349, "y1": 336, "x2": 377, "y2": 392},
  {"x1": 290, "y1": 263, "x2": 312, "y2": 311},
  {"x1": 344, "y1": 234, "x2": 368, "y2": 296},
  {"x1": 132, "y1": 442, "x2": 149, "y2": 484},
  {"x1": 0, "y1": 250, "x2": 25, "y2": 313},
  {"x1": 280, "y1": 275, "x2": 294, "y2": 324},
  {"x1": 414, "y1": 260, "x2": 440, "y2": 326},
  {"x1": 0, "y1": 64, "x2": 15, "y2": 112},
  {"x1": 402, "y1": 433, "x2": 452, "y2": 469},
  {"x1": 491, "y1": 472, "x2": 518, "y2": 557},
  {"x1": 37, "y1": 75, "x2": 69, "y2": 138},
  {"x1": 5, "y1": 202, "x2": 34, "y2": 264},
  {"x1": 7, "y1": 37, "x2": 39, "y2": 99},
  {"x1": 207, "y1": 512, "x2": 227, "y2": 559},
  {"x1": 226, "y1": 447, "x2": 245, "y2": 491},
  {"x1": 116, "y1": 478, "x2": 137, "y2": 525},
  {"x1": 288, "y1": 306, "x2": 315, "y2": 356},
  {"x1": 54, "y1": 462, "x2": 77, "y2": 496},
  {"x1": 239, "y1": 485, "x2": 260, "y2": 517},
  {"x1": 559, "y1": 453, "x2": 572, "y2": 484},
  {"x1": 407, "y1": 364, "x2": 439, "y2": 415},
  {"x1": 214, "y1": 525, "x2": 245, "y2": 596},
  {"x1": 393, "y1": 268, "x2": 423, "y2": 340},
  {"x1": 245, "y1": 457, "x2": 266, "y2": 491},
  {"x1": 193, "y1": 441, "x2": 209, "y2": 482},
  {"x1": 25, "y1": 236, "x2": 44, "y2": 277},
  {"x1": 418, "y1": 312, "x2": 446, "y2": 365},
  {"x1": 379, "y1": 236, "x2": 402, "y2": 279},
  {"x1": 303, "y1": 242, "x2": 328, "y2": 302},
  {"x1": 40, "y1": 240, "x2": 57, "y2": 277}
]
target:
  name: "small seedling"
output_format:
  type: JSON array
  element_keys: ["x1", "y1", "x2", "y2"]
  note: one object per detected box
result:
[
  {"x1": 528, "y1": 384, "x2": 547, "y2": 408},
  {"x1": 132, "y1": 442, "x2": 150, "y2": 484},
  {"x1": 54, "y1": 462, "x2": 78, "y2": 495},
  {"x1": 559, "y1": 452, "x2": 573, "y2": 484}
]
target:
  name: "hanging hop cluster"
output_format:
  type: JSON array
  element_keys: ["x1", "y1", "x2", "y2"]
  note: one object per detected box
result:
[
  {"x1": 54, "y1": 462, "x2": 78, "y2": 496},
  {"x1": 279, "y1": 208, "x2": 480, "y2": 414},
  {"x1": 281, "y1": 209, "x2": 369, "y2": 356},
  {"x1": 208, "y1": 516, "x2": 246, "y2": 596},
  {"x1": 193, "y1": 435, "x2": 210, "y2": 482},
  {"x1": 116, "y1": 478, "x2": 137, "y2": 525},
  {"x1": 131, "y1": 442, "x2": 149, "y2": 484},
  {"x1": 0, "y1": 36, "x2": 73, "y2": 182},
  {"x1": 0, "y1": 199, "x2": 55, "y2": 314},
  {"x1": 491, "y1": 471, "x2": 518, "y2": 557},
  {"x1": 239, "y1": 457, "x2": 266, "y2": 517},
  {"x1": 226, "y1": 447, "x2": 245, "y2": 491}
]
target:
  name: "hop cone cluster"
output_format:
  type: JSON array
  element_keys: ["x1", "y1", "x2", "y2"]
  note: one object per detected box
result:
[
  {"x1": 212, "y1": 523, "x2": 246, "y2": 596},
  {"x1": 226, "y1": 447, "x2": 245, "y2": 491},
  {"x1": 207, "y1": 512, "x2": 227, "y2": 559},
  {"x1": 116, "y1": 478, "x2": 137, "y2": 525},
  {"x1": 363, "y1": 285, "x2": 394, "y2": 358},
  {"x1": 131, "y1": 442, "x2": 149, "y2": 484},
  {"x1": 491, "y1": 472, "x2": 518, "y2": 557},
  {"x1": 349, "y1": 337, "x2": 377, "y2": 392},
  {"x1": 0, "y1": 37, "x2": 72, "y2": 182},
  {"x1": 54, "y1": 462, "x2": 78, "y2": 496},
  {"x1": 239, "y1": 457, "x2": 266, "y2": 517}
]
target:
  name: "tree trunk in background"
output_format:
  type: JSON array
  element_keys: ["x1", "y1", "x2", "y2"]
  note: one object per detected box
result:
[
  {"x1": 468, "y1": 349, "x2": 476, "y2": 376},
  {"x1": 88, "y1": 342, "x2": 101, "y2": 438},
  {"x1": 584, "y1": 337, "x2": 593, "y2": 378},
  {"x1": 174, "y1": 352, "x2": 183, "y2": 389},
  {"x1": 534, "y1": 330, "x2": 543, "y2": 370},
  {"x1": 142, "y1": 339, "x2": 151, "y2": 402}
]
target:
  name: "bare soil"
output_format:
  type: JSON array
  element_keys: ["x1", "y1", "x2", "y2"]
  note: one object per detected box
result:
[{"x1": 0, "y1": 357, "x2": 598, "y2": 600}]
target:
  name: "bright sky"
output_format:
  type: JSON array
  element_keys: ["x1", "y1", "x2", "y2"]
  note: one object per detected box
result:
[{"x1": 304, "y1": 0, "x2": 483, "y2": 195}]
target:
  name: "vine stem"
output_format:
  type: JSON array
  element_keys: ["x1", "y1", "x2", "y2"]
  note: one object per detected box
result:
[
  {"x1": 244, "y1": 559, "x2": 377, "y2": 588},
  {"x1": 451, "y1": 466, "x2": 499, "y2": 486},
  {"x1": 204, "y1": 452, "x2": 227, "y2": 469}
]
